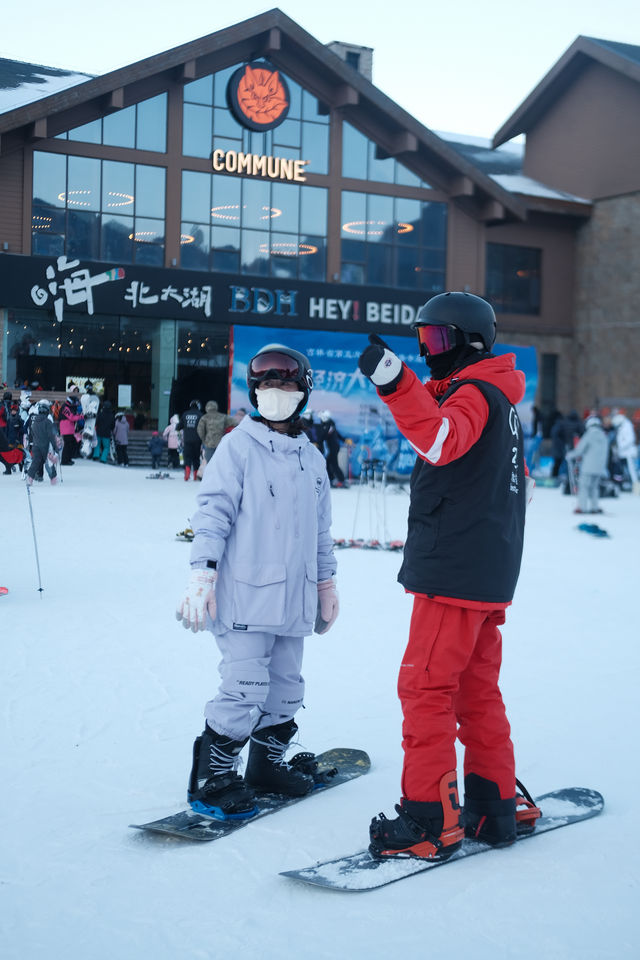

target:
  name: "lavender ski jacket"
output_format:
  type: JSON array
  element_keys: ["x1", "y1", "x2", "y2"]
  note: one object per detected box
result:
[{"x1": 190, "y1": 415, "x2": 336, "y2": 636}]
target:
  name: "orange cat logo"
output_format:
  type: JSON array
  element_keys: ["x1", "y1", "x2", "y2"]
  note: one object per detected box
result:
[{"x1": 227, "y1": 62, "x2": 290, "y2": 131}]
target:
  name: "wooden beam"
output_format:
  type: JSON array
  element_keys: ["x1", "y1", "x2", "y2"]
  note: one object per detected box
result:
[
  {"x1": 450, "y1": 176, "x2": 474, "y2": 197},
  {"x1": 30, "y1": 118, "x2": 47, "y2": 139},
  {"x1": 479, "y1": 199, "x2": 506, "y2": 222},
  {"x1": 333, "y1": 85, "x2": 359, "y2": 108},
  {"x1": 388, "y1": 131, "x2": 418, "y2": 155},
  {"x1": 179, "y1": 60, "x2": 197, "y2": 83}
]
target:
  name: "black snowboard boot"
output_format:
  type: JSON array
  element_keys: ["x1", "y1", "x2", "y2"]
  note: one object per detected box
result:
[
  {"x1": 245, "y1": 719, "x2": 315, "y2": 797},
  {"x1": 369, "y1": 770, "x2": 464, "y2": 861},
  {"x1": 187, "y1": 725, "x2": 257, "y2": 820},
  {"x1": 463, "y1": 774, "x2": 541, "y2": 846}
]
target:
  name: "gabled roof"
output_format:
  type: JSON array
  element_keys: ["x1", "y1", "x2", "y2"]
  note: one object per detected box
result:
[
  {"x1": 0, "y1": 58, "x2": 93, "y2": 115},
  {"x1": 493, "y1": 35, "x2": 640, "y2": 148},
  {"x1": 0, "y1": 8, "x2": 527, "y2": 223}
]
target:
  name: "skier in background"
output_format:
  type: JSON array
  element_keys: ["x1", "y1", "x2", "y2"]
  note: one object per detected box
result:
[
  {"x1": 566, "y1": 415, "x2": 609, "y2": 514},
  {"x1": 176, "y1": 343, "x2": 338, "y2": 820},
  {"x1": 317, "y1": 410, "x2": 349, "y2": 487},
  {"x1": 26, "y1": 400, "x2": 62, "y2": 486},
  {"x1": 179, "y1": 400, "x2": 203, "y2": 481},
  {"x1": 610, "y1": 408, "x2": 639, "y2": 493},
  {"x1": 358, "y1": 292, "x2": 540, "y2": 863}
]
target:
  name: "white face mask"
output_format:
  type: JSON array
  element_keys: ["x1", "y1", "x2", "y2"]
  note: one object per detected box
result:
[{"x1": 256, "y1": 388, "x2": 304, "y2": 422}]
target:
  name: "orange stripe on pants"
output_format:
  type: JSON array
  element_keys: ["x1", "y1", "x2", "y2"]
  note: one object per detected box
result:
[{"x1": 398, "y1": 596, "x2": 515, "y2": 802}]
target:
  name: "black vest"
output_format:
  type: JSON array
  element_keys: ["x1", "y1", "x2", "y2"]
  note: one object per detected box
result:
[{"x1": 398, "y1": 379, "x2": 526, "y2": 604}]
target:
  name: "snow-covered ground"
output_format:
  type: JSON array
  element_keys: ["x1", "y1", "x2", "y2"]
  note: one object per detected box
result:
[{"x1": 2, "y1": 461, "x2": 638, "y2": 959}]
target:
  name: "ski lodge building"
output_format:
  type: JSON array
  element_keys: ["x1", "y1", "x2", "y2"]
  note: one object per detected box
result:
[{"x1": 0, "y1": 11, "x2": 638, "y2": 428}]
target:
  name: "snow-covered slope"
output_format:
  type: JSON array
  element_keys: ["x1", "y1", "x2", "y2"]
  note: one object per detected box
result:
[{"x1": 1, "y1": 462, "x2": 637, "y2": 959}]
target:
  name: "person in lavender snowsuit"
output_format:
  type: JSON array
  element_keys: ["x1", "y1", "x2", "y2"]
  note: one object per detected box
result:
[{"x1": 176, "y1": 344, "x2": 339, "y2": 820}]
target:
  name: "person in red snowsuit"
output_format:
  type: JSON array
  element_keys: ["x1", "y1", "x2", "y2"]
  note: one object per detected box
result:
[{"x1": 358, "y1": 292, "x2": 539, "y2": 862}]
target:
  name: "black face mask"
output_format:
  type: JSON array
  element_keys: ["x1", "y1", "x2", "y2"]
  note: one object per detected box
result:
[{"x1": 425, "y1": 345, "x2": 478, "y2": 380}]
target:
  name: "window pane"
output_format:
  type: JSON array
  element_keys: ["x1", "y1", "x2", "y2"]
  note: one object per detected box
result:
[
  {"x1": 182, "y1": 171, "x2": 211, "y2": 223},
  {"x1": 136, "y1": 94, "x2": 167, "y2": 152},
  {"x1": 212, "y1": 247, "x2": 240, "y2": 273},
  {"x1": 341, "y1": 262, "x2": 365, "y2": 284},
  {"x1": 103, "y1": 106, "x2": 135, "y2": 148},
  {"x1": 32, "y1": 229, "x2": 64, "y2": 257},
  {"x1": 133, "y1": 217, "x2": 164, "y2": 245},
  {"x1": 396, "y1": 246, "x2": 420, "y2": 288},
  {"x1": 396, "y1": 161, "x2": 422, "y2": 188},
  {"x1": 67, "y1": 210, "x2": 100, "y2": 259},
  {"x1": 241, "y1": 230, "x2": 269, "y2": 276},
  {"x1": 366, "y1": 244, "x2": 393, "y2": 285},
  {"x1": 211, "y1": 175, "x2": 242, "y2": 226},
  {"x1": 183, "y1": 102, "x2": 213, "y2": 158},
  {"x1": 342, "y1": 122, "x2": 367, "y2": 179},
  {"x1": 242, "y1": 179, "x2": 271, "y2": 230},
  {"x1": 213, "y1": 135, "x2": 242, "y2": 154},
  {"x1": 302, "y1": 90, "x2": 328, "y2": 123},
  {"x1": 286, "y1": 78, "x2": 302, "y2": 119},
  {"x1": 422, "y1": 202, "x2": 447, "y2": 247},
  {"x1": 341, "y1": 238, "x2": 366, "y2": 262},
  {"x1": 101, "y1": 214, "x2": 134, "y2": 262},
  {"x1": 368, "y1": 141, "x2": 394, "y2": 183},
  {"x1": 68, "y1": 156, "x2": 100, "y2": 211},
  {"x1": 211, "y1": 225, "x2": 240, "y2": 252},
  {"x1": 102, "y1": 161, "x2": 135, "y2": 215},
  {"x1": 32, "y1": 203, "x2": 64, "y2": 242},
  {"x1": 33, "y1": 151, "x2": 66, "y2": 207},
  {"x1": 486, "y1": 243, "x2": 541, "y2": 314},
  {"x1": 395, "y1": 198, "x2": 421, "y2": 244},
  {"x1": 341, "y1": 191, "x2": 366, "y2": 238},
  {"x1": 68, "y1": 119, "x2": 102, "y2": 144},
  {"x1": 213, "y1": 106, "x2": 244, "y2": 139},
  {"x1": 272, "y1": 118, "x2": 301, "y2": 148},
  {"x1": 271, "y1": 182, "x2": 299, "y2": 234},
  {"x1": 299, "y1": 237, "x2": 326, "y2": 281},
  {"x1": 367, "y1": 194, "x2": 394, "y2": 242},
  {"x1": 269, "y1": 232, "x2": 299, "y2": 278},
  {"x1": 300, "y1": 186, "x2": 327, "y2": 236},
  {"x1": 301, "y1": 122, "x2": 328, "y2": 175},
  {"x1": 180, "y1": 223, "x2": 209, "y2": 270},
  {"x1": 214, "y1": 66, "x2": 237, "y2": 108},
  {"x1": 135, "y1": 165, "x2": 165, "y2": 218},
  {"x1": 184, "y1": 76, "x2": 213, "y2": 105}
]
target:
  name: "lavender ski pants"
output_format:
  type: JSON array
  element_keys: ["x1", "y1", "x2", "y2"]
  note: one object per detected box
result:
[{"x1": 204, "y1": 630, "x2": 305, "y2": 741}]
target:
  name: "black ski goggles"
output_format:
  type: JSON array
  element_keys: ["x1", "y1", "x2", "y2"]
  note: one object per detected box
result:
[
  {"x1": 248, "y1": 351, "x2": 311, "y2": 388},
  {"x1": 414, "y1": 323, "x2": 465, "y2": 357}
]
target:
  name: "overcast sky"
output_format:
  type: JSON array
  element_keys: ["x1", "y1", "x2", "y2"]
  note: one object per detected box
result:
[{"x1": 2, "y1": 0, "x2": 639, "y2": 139}]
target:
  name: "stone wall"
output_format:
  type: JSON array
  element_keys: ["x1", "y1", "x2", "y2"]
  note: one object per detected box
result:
[{"x1": 574, "y1": 193, "x2": 640, "y2": 414}]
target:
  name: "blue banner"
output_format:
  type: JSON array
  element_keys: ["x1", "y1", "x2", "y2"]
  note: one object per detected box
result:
[{"x1": 230, "y1": 325, "x2": 537, "y2": 477}]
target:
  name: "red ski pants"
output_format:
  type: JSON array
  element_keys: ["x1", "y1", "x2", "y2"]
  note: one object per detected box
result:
[{"x1": 398, "y1": 596, "x2": 515, "y2": 802}]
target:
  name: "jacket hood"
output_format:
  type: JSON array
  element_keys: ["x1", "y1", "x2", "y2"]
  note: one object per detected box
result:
[
  {"x1": 435, "y1": 353, "x2": 525, "y2": 406},
  {"x1": 205, "y1": 401, "x2": 219, "y2": 413},
  {"x1": 170, "y1": 414, "x2": 179, "y2": 425}
]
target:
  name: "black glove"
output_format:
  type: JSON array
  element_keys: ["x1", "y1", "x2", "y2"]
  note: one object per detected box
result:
[{"x1": 358, "y1": 334, "x2": 403, "y2": 394}]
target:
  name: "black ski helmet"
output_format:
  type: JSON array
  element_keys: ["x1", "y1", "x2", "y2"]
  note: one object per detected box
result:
[
  {"x1": 247, "y1": 343, "x2": 313, "y2": 418},
  {"x1": 413, "y1": 292, "x2": 497, "y2": 353}
]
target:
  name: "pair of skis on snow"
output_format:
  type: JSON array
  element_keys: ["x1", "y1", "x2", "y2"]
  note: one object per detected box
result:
[{"x1": 131, "y1": 748, "x2": 604, "y2": 892}]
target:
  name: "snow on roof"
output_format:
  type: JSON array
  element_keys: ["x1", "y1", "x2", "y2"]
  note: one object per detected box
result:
[
  {"x1": 491, "y1": 173, "x2": 590, "y2": 204},
  {"x1": 0, "y1": 58, "x2": 94, "y2": 115},
  {"x1": 437, "y1": 129, "x2": 589, "y2": 204}
]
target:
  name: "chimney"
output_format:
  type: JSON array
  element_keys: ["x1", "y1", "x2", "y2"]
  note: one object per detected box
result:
[{"x1": 326, "y1": 42, "x2": 373, "y2": 81}]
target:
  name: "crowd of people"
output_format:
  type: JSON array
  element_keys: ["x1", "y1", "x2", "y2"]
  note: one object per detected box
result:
[{"x1": 532, "y1": 405, "x2": 639, "y2": 513}]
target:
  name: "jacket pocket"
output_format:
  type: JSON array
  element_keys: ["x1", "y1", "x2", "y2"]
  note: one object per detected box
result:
[
  {"x1": 303, "y1": 562, "x2": 318, "y2": 622},
  {"x1": 232, "y1": 562, "x2": 287, "y2": 627}
]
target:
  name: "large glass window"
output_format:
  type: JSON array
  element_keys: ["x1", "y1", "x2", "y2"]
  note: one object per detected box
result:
[
  {"x1": 485, "y1": 243, "x2": 541, "y2": 314},
  {"x1": 340, "y1": 191, "x2": 446, "y2": 291},
  {"x1": 57, "y1": 94, "x2": 167, "y2": 152},
  {"x1": 342, "y1": 122, "x2": 430, "y2": 188},
  {"x1": 183, "y1": 64, "x2": 329, "y2": 175},
  {"x1": 181, "y1": 170, "x2": 327, "y2": 281},
  {"x1": 31, "y1": 151, "x2": 166, "y2": 265}
]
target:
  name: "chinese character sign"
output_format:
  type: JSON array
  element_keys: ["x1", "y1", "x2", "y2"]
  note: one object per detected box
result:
[{"x1": 229, "y1": 324, "x2": 538, "y2": 477}]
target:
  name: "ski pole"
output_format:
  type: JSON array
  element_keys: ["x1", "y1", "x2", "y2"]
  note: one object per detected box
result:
[{"x1": 25, "y1": 483, "x2": 44, "y2": 596}]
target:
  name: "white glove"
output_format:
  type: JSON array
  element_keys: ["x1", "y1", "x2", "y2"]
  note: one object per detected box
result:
[
  {"x1": 315, "y1": 579, "x2": 339, "y2": 634},
  {"x1": 176, "y1": 569, "x2": 217, "y2": 633}
]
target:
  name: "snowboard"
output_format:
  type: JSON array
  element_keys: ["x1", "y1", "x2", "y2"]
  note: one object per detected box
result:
[
  {"x1": 577, "y1": 522, "x2": 610, "y2": 538},
  {"x1": 79, "y1": 395, "x2": 99, "y2": 458},
  {"x1": 146, "y1": 471, "x2": 172, "y2": 479},
  {"x1": 130, "y1": 747, "x2": 370, "y2": 841},
  {"x1": 281, "y1": 786, "x2": 603, "y2": 891}
]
